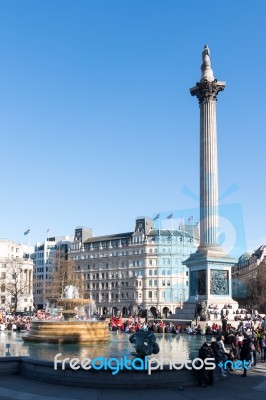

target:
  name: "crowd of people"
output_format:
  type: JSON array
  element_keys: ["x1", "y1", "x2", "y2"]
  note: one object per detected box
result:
[
  {"x1": 197, "y1": 319, "x2": 266, "y2": 387},
  {"x1": 0, "y1": 314, "x2": 31, "y2": 332},
  {"x1": 110, "y1": 316, "x2": 186, "y2": 334}
]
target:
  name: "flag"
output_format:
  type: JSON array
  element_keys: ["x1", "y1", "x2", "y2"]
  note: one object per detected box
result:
[
  {"x1": 24, "y1": 229, "x2": 30, "y2": 235},
  {"x1": 167, "y1": 213, "x2": 173, "y2": 219},
  {"x1": 153, "y1": 213, "x2": 160, "y2": 221},
  {"x1": 188, "y1": 216, "x2": 193, "y2": 223},
  {"x1": 47, "y1": 228, "x2": 50, "y2": 233}
]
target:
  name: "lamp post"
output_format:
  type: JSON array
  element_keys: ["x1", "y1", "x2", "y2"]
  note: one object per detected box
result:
[
  {"x1": 195, "y1": 291, "x2": 199, "y2": 325},
  {"x1": 179, "y1": 292, "x2": 183, "y2": 309}
]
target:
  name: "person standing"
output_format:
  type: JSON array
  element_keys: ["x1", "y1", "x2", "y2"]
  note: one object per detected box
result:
[
  {"x1": 240, "y1": 338, "x2": 252, "y2": 377},
  {"x1": 198, "y1": 343, "x2": 214, "y2": 387},
  {"x1": 260, "y1": 334, "x2": 266, "y2": 362}
]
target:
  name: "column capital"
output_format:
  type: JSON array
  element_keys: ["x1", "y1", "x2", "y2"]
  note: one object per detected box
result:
[{"x1": 190, "y1": 79, "x2": 226, "y2": 104}]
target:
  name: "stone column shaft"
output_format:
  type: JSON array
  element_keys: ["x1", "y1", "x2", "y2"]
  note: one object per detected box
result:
[
  {"x1": 200, "y1": 99, "x2": 219, "y2": 246},
  {"x1": 190, "y1": 78, "x2": 225, "y2": 250}
]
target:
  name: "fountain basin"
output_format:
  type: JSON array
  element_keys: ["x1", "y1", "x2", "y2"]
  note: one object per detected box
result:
[{"x1": 22, "y1": 320, "x2": 110, "y2": 344}]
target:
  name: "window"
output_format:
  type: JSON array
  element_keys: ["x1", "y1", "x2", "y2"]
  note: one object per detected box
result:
[
  {"x1": 162, "y1": 280, "x2": 166, "y2": 286},
  {"x1": 149, "y1": 270, "x2": 152, "y2": 276},
  {"x1": 148, "y1": 291, "x2": 152, "y2": 298},
  {"x1": 167, "y1": 280, "x2": 171, "y2": 286},
  {"x1": 154, "y1": 280, "x2": 157, "y2": 286},
  {"x1": 149, "y1": 280, "x2": 152, "y2": 286}
]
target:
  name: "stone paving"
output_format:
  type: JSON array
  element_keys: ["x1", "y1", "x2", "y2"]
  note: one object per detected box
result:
[{"x1": 0, "y1": 362, "x2": 265, "y2": 400}]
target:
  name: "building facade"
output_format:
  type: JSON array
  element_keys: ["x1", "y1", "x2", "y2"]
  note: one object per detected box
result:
[
  {"x1": 232, "y1": 245, "x2": 266, "y2": 307},
  {"x1": 33, "y1": 235, "x2": 74, "y2": 309},
  {"x1": 69, "y1": 217, "x2": 199, "y2": 317},
  {"x1": 0, "y1": 239, "x2": 33, "y2": 312},
  {"x1": 33, "y1": 229, "x2": 93, "y2": 309}
]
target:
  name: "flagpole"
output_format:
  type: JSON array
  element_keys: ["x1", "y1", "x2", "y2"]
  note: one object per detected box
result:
[
  {"x1": 171, "y1": 213, "x2": 173, "y2": 235},
  {"x1": 28, "y1": 230, "x2": 30, "y2": 249}
]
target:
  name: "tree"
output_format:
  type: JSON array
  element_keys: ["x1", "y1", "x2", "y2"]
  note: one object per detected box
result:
[
  {"x1": 5, "y1": 259, "x2": 30, "y2": 312},
  {"x1": 256, "y1": 262, "x2": 266, "y2": 312},
  {"x1": 44, "y1": 252, "x2": 83, "y2": 306}
]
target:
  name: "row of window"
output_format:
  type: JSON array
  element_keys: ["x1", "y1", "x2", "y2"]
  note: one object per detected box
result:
[
  {"x1": 90, "y1": 290, "x2": 176, "y2": 301},
  {"x1": 77, "y1": 260, "x2": 187, "y2": 271},
  {"x1": 71, "y1": 245, "x2": 194, "y2": 260}
]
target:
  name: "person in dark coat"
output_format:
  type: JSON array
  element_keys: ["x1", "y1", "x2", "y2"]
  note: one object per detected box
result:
[
  {"x1": 240, "y1": 338, "x2": 252, "y2": 377},
  {"x1": 197, "y1": 343, "x2": 214, "y2": 387}
]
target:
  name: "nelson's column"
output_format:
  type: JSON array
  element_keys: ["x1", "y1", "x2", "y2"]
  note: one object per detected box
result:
[{"x1": 177, "y1": 46, "x2": 238, "y2": 321}]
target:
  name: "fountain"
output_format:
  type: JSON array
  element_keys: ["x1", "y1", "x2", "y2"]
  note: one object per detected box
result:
[{"x1": 23, "y1": 286, "x2": 110, "y2": 344}]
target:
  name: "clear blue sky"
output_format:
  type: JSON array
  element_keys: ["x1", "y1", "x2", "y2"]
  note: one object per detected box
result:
[{"x1": 0, "y1": 0, "x2": 265, "y2": 256}]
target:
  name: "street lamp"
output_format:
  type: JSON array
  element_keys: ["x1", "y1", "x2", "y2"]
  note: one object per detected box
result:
[
  {"x1": 179, "y1": 292, "x2": 183, "y2": 308},
  {"x1": 194, "y1": 291, "x2": 199, "y2": 324}
]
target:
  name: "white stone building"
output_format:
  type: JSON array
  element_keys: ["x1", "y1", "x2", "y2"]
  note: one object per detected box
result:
[
  {"x1": 33, "y1": 234, "x2": 76, "y2": 309},
  {"x1": 69, "y1": 218, "x2": 199, "y2": 317},
  {"x1": 0, "y1": 239, "x2": 33, "y2": 312}
]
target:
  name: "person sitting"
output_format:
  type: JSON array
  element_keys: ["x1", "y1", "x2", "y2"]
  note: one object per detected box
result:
[
  {"x1": 196, "y1": 324, "x2": 203, "y2": 335},
  {"x1": 186, "y1": 326, "x2": 193, "y2": 334}
]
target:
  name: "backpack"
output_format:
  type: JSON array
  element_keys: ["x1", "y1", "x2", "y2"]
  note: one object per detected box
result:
[{"x1": 249, "y1": 341, "x2": 255, "y2": 352}]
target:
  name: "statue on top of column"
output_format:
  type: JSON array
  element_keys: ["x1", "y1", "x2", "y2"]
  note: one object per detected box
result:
[
  {"x1": 202, "y1": 45, "x2": 211, "y2": 67},
  {"x1": 201, "y1": 45, "x2": 214, "y2": 82}
]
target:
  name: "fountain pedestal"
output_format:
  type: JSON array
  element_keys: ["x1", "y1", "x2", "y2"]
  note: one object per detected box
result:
[
  {"x1": 23, "y1": 297, "x2": 110, "y2": 344},
  {"x1": 23, "y1": 320, "x2": 110, "y2": 344}
]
